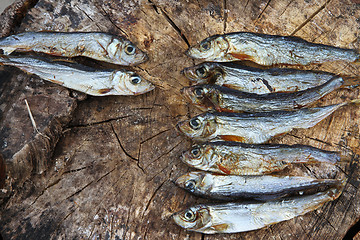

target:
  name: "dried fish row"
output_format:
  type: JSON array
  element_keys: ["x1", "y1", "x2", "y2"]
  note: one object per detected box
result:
[
  {"x1": 181, "y1": 141, "x2": 340, "y2": 175},
  {"x1": 182, "y1": 62, "x2": 336, "y2": 94},
  {"x1": 0, "y1": 32, "x2": 148, "y2": 66},
  {"x1": 173, "y1": 31, "x2": 352, "y2": 235},
  {"x1": 175, "y1": 171, "x2": 341, "y2": 201},
  {"x1": 186, "y1": 32, "x2": 359, "y2": 66},
  {"x1": 0, "y1": 55, "x2": 154, "y2": 96}
]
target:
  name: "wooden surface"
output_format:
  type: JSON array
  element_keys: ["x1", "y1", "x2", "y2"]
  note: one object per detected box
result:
[{"x1": 0, "y1": 0, "x2": 360, "y2": 239}]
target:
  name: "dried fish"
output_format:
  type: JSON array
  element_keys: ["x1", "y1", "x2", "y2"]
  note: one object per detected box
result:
[
  {"x1": 173, "y1": 184, "x2": 344, "y2": 234},
  {"x1": 0, "y1": 55, "x2": 154, "y2": 96},
  {"x1": 181, "y1": 62, "x2": 335, "y2": 93},
  {"x1": 186, "y1": 32, "x2": 359, "y2": 65},
  {"x1": 175, "y1": 171, "x2": 341, "y2": 201},
  {"x1": 176, "y1": 103, "x2": 349, "y2": 143},
  {"x1": 0, "y1": 32, "x2": 148, "y2": 66},
  {"x1": 181, "y1": 76, "x2": 344, "y2": 112},
  {"x1": 181, "y1": 141, "x2": 340, "y2": 175}
]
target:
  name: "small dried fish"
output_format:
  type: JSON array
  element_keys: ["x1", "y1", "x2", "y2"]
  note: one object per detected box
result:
[
  {"x1": 181, "y1": 62, "x2": 335, "y2": 93},
  {"x1": 0, "y1": 55, "x2": 154, "y2": 96},
  {"x1": 181, "y1": 141, "x2": 340, "y2": 175},
  {"x1": 186, "y1": 32, "x2": 359, "y2": 65},
  {"x1": 173, "y1": 184, "x2": 344, "y2": 234},
  {"x1": 175, "y1": 171, "x2": 341, "y2": 201},
  {"x1": 0, "y1": 32, "x2": 148, "y2": 66},
  {"x1": 176, "y1": 103, "x2": 350, "y2": 143},
  {"x1": 181, "y1": 76, "x2": 344, "y2": 112}
]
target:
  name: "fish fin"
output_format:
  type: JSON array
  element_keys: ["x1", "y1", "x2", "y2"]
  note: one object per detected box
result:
[
  {"x1": 1, "y1": 47, "x2": 16, "y2": 55},
  {"x1": 98, "y1": 88, "x2": 113, "y2": 94},
  {"x1": 49, "y1": 79, "x2": 64, "y2": 85},
  {"x1": 229, "y1": 53, "x2": 252, "y2": 61},
  {"x1": 216, "y1": 163, "x2": 231, "y2": 175},
  {"x1": 220, "y1": 135, "x2": 245, "y2": 142},
  {"x1": 210, "y1": 223, "x2": 229, "y2": 232}
]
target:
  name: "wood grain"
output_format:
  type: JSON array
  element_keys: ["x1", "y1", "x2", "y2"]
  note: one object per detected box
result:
[{"x1": 0, "y1": 0, "x2": 360, "y2": 239}]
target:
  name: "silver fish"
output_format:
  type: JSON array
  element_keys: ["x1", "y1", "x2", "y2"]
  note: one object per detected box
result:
[
  {"x1": 181, "y1": 76, "x2": 344, "y2": 112},
  {"x1": 176, "y1": 103, "x2": 348, "y2": 143},
  {"x1": 175, "y1": 171, "x2": 341, "y2": 201},
  {"x1": 0, "y1": 32, "x2": 148, "y2": 66},
  {"x1": 0, "y1": 55, "x2": 154, "y2": 96},
  {"x1": 182, "y1": 62, "x2": 335, "y2": 93},
  {"x1": 181, "y1": 142, "x2": 340, "y2": 175},
  {"x1": 173, "y1": 184, "x2": 344, "y2": 234},
  {"x1": 186, "y1": 32, "x2": 359, "y2": 66}
]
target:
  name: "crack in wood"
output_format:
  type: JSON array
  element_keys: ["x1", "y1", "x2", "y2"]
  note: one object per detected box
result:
[
  {"x1": 143, "y1": 138, "x2": 183, "y2": 170},
  {"x1": 223, "y1": 0, "x2": 228, "y2": 33},
  {"x1": 75, "y1": 5, "x2": 103, "y2": 31},
  {"x1": 140, "y1": 128, "x2": 172, "y2": 144},
  {"x1": 65, "y1": 168, "x2": 115, "y2": 200},
  {"x1": 95, "y1": 2, "x2": 129, "y2": 38},
  {"x1": 110, "y1": 123, "x2": 146, "y2": 173},
  {"x1": 243, "y1": 0, "x2": 250, "y2": 11},
  {"x1": 257, "y1": 0, "x2": 272, "y2": 20},
  {"x1": 279, "y1": 0, "x2": 295, "y2": 17},
  {"x1": 68, "y1": 114, "x2": 134, "y2": 129},
  {"x1": 160, "y1": 9, "x2": 190, "y2": 48},
  {"x1": 290, "y1": 0, "x2": 332, "y2": 36},
  {"x1": 142, "y1": 179, "x2": 167, "y2": 219}
]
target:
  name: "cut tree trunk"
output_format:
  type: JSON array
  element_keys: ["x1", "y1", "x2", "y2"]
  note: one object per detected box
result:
[{"x1": 1, "y1": 0, "x2": 360, "y2": 239}]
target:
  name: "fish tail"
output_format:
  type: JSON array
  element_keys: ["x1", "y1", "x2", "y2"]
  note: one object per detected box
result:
[
  {"x1": 339, "y1": 154, "x2": 352, "y2": 162},
  {"x1": 327, "y1": 178, "x2": 346, "y2": 200},
  {"x1": 341, "y1": 76, "x2": 360, "y2": 89}
]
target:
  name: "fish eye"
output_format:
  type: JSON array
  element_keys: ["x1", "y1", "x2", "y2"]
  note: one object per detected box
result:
[
  {"x1": 194, "y1": 87, "x2": 204, "y2": 97},
  {"x1": 190, "y1": 147, "x2": 201, "y2": 158},
  {"x1": 195, "y1": 66, "x2": 207, "y2": 78},
  {"x1": 184, "y1": 210, "x2": 196, "y2": 221},
  {"x1": 130, "y1": 75, "x2": 142, "y2": 85},
  {"x1": 200, "y1": 41, "x2": 210, "y2": 51},
  {"x1": 189, "y1": 118, "x2": 201, "y2": 130},
  {"x1": 185, "y1": 180, "x2": 196, "y2": 192},
  {"x1": 125, "y1": 44, "x2": 136, "y2": 55}
]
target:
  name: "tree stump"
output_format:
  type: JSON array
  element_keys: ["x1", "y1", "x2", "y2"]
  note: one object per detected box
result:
[{"x1": 1, "y1": 0, "x2": 360, "y2": 239}]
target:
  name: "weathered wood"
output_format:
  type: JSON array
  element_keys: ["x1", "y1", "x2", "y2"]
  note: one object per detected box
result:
[{"x1": 0, "y1": 0, "x2": 360, "y2": 239}]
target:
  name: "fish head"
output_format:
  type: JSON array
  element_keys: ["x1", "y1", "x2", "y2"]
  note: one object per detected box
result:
[
  {"x1": 175, "y1": 171, "x2": 210, "y2": 193},
  {"x1": 113, "y1": 71, "x2": 155, "y2": 95},
  {"x1": 176, "y1": 113, "x2": 218, "y2": 140},
  {"x1": 108, "y1": 38, "x2": 148, "y2": 66},
  {"x1": 181, "y1": 85, "x2": 221, "y2": 111},
  {"x1": 181, "y1": 144, "x2": 216, "y2": 170},
  {"x1": 186, "y1": 35, "x2": 229, "y2": 61},
  {"x1": 181, "y1": 62, "x2": 224, "y2": 84},
  {"x1": 173, "y1": 205, "x2": 212, "y2": 231}
]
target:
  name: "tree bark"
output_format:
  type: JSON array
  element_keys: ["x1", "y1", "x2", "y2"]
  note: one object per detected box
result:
[{"x1": 1, "y1": 0, "x2": 360, "y2": 239}]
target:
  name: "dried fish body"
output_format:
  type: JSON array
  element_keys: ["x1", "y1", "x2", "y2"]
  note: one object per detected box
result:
[
  {"x1": 175, "y1": 171, "x2": 341, "y2": 201},
  {"x1": 181, "y1": 76, "x2": 344, "y2": 112},
  {"x1": 181, "y1": 142, "x2": 340, "y2": 175},
  {"x1": 173, "y1": 185, "x2": 344, "y2": 234},
  {"x1": 176, "y1": 104, "x2": 345, "y2": 143},
  {"x1": 186, "y1": 32, "x2": 359, "y2": 66},
  {"x1": 0, "y1": 55, "x2": 154, "y2": 96},
  {"x1": 182, "y1": 62, "x2": 335, "y2": 93},
  {"x1": 0, "y1": 32, "x2": 148, "y2": 66}
]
